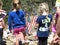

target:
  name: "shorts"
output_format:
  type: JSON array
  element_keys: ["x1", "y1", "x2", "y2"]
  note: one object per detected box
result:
[{"x1": 14, "y1": 27, "x2": 26, "y2": 36}]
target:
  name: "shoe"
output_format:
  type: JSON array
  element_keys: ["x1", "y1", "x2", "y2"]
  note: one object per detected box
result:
[
  {"x1": 28, "y1": 34, "x2": 32, "y2": 36},
  {"x1": 25, "y1": 40, "x2": 30, "y2": 43}
]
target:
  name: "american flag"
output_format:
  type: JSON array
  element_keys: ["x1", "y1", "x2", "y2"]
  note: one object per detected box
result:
[
  {"x1": 26, "y1": 15, "x2": 31, "y2": 34},
  {"x1": 32, "y1": 15, "x2": 38, "y2": 27},
  {"x1": 32, "y1": 15, "x2": 38, "y2": 39},
  {"x1": 27, "y1": 22, "x2": 31, "y2": 34},
  {"x1": 26, "y1": 15, "x2": 38, "y2": 34}
]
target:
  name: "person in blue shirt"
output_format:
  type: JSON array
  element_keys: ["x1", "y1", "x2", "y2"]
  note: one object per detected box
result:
[
  {"x1": 8, "y1": 0, "x2": 26, "y2": 45},
  {"x1": 35, "y1": 3, "x2": 52, "y2": 45}
]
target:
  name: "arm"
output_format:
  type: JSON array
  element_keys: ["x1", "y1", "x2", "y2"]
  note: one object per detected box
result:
[
  {"x1": 35, "y1": 23, "x2": 39, "y2": 29},
  {"x1": 21, "y1": 11, "x2": 26, "y2": 27},
  {"x1": 2, "y1": 19, "x2": 5, "y2": 28},
  {"x1": 35, "y1": 16, "x2": 40, "y2": 29},
  {"x1": 52, "y1": 14, "x2": 57, "y2": 32},
  {"x1": 52, "y1": 14, "x2": 56, "y2": 26},
  {"x1": 49, "y1": 21, "x2": 52, "y2": 32},
  {"x1": 8, "y1": 12, "x2": 12, "y2": 31},
  {"x1": 49, "y1": 14, "x2": 53, "y2": 32}
]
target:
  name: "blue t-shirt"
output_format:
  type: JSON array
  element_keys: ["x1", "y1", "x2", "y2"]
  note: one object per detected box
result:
[
  {"x1": 36, "y1": 14, "x2": 52, "y2": 37},
  {"x1": 8, "y1": 9, "x2": 26, "y2": 30}
]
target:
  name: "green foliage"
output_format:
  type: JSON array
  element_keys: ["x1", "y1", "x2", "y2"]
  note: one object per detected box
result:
[
  {"x1": 2, "y1": 0, "x2": 56, "y2": 23},
  {"x1": 21, "y1": 0, "x2": 56, "y2": 14},
  {"x1": 2, "y1": 0, "x2": 56, "y2": 13},
  {"x1": 2, "y1": 0, "x2": 12, "y2": 12},
  {"x1": 2, "y1": 0, "x2": 12, "y2": 24}
]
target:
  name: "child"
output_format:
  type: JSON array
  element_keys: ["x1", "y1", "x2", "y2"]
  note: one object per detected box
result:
[
  {"x1": 52, "y1": 0, "x2": 60, "y2": 44},
  {"x1": 0, "y1": 0, "x2": 6, "y2": 45},
  {"x1": 8, "y1": 0, "x2": 26, "y2": 45},
  {"x1": 35, "y1": 3, "x2": 52, "y2": 45}
]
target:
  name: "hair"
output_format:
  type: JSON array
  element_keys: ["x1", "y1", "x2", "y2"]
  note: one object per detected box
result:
[
  {"x1": 12, "y1": 0, "x2": 21, "y2": 10},
  {"x1": 37, "y1": 2, "x2": 49, "y2": 15}
]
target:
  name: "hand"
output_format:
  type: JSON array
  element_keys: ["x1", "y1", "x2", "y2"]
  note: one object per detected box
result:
[
  {"x1": 53, "y1": 35, "x2": 59, "y2": 43},
  {"x1": 10, "y1": 30, "x2": 13, "y2": 33}
]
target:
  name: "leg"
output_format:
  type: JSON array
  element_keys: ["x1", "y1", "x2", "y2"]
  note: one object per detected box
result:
[
  {"x1": 15, "y1": 34, "x2": 19, "y2": 45},
  {"x1": 18, "y1": 32, "x2": 24, "y2": 45},
  {"x1": 19, "y1": 32, "x2": 25, "y2": 41},
  {"x1": 42, "y1": 37, "x2": 48, "y2": 45},
  {"x1": 0, "y1": 28, "x2": 3, "y2": 39},
  {"x1": 0, "y1": 28, "x2": 3, "y2": 44},
  {"x1": 38, "y1": 37, "x2": 43, "y2": 45}
]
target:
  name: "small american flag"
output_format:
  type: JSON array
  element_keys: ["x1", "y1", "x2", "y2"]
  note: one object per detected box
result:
[
  {"x1": 32, "y1": 15, "x2": 38, "y2": 27},
  {"x1": 27, "y1": 22, "x2": 31, "y2": 34},
  {"x1": 26, "y1": 15, "x2": 38, "y2": 34},
  {"x1": 26, "y1": 15, "x2": 32, "y2": 34}
]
